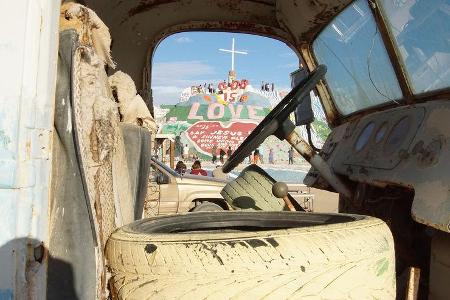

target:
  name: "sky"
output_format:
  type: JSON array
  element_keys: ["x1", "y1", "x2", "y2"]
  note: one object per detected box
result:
[{"x1": 151, "y1": 32, "x2": 300, "y2": 106}]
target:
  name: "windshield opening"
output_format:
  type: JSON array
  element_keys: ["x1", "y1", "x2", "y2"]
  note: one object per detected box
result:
[
  {"x1": 312, "y1": 0, "x2": 403, "y2": 116},
  {"x1": 152, "y1": 32, "x2": 330, "y2": 184}
]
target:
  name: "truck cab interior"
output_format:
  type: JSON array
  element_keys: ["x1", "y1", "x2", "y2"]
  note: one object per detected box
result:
[{"x1": 49, "y1": 0, "x2": 450, "y2": 299}]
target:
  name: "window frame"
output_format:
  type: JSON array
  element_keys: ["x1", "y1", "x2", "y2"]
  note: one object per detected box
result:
[{"x1": 308, "y1": 0, "x2": 450, "y2": 124}]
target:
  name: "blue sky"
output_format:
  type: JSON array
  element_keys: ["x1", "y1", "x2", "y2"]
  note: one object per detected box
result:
[{"x1": 151, "y1": 32, "x2": 299, "y2": 105}]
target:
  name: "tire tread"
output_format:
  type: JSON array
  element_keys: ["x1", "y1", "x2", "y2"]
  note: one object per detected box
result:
[{"x1": 106, "y1": 214, "x2": 395, "y2": 299}]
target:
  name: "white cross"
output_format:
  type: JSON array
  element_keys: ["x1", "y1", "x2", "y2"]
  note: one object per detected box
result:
[{"x1": 219, "y1": 38, "x2": 248, "y2": 71}]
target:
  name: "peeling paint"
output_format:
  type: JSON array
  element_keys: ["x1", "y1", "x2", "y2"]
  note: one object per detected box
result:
[
  {"x1": 414, "y1": 181, "x2": 449, "y2": 212},
  {"x1": 127, "y1": 0, "x2": 178, "y2": 19},
  {"x1": 25, "y1": 140, "x2": 31, "y2": 159},
  {"x1": 0, "y1": 130, "x2": 11, "y2": 149},
  {"x1": 375, "y1": 258, "x2": 389, "y2": 277},
  {"x1": 66, "y1": 106, "x2": 72, "y2": 133},
  {"x1": 0, "y1": 289, "x2": 13, "y2": 300},
  {"x1": 288, "y1": 127, "x2": 353, "y2": 198},
  {"x1": 145, "y1": 244, "x2": 157, "y2": 253},
  {"x1": 199, "y1": 242, "x2": 224, "y2": 265},
  {"x1": 426, "y1": 108, "x2": 450, "y2": 131},
  {"x1": 246, "y1": 239, "x2": 266, "y2": 248},
  {"x1": 326, "y1": 101, "x2": 450, "y2": 232}
]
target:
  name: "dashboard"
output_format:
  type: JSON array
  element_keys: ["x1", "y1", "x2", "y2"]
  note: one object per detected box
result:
[
  {"x1": 341, "y1": 106, "x2": 425, "y2": 170},
  {"x1": 304, "y1": 100, "x2": 450, "y2": 232}
]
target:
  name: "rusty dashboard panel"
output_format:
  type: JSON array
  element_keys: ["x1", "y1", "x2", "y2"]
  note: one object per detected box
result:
[
  {"x1": 341, "y1": 106, "x2": 426, "y2": 170},
  {"x1": 305, "y1": 100, "x2": 450, "y2": 233}
]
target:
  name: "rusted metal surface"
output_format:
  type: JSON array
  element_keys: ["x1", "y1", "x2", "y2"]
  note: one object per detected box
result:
[
  {"x1": 287, "y1": 128, "x2": 353, "y2": 198},
  {"x1": 406, "y1": 267, "x2": 421, "y2": 300},
  {"x1": 277, "y1": 0, "x2": 351, "y2": 42},
  {"x1": 300, "y1": 45, "x2": 340, "y2": 127},
  {"x1": 332, "y1": 79, "x2": 450, "y2": 126},
  {"x1": 318, "y1": 100, "x2": 450, "y2": 232},
  {"x1": 127, "y1": 0, "x2": 178, "y2": 19},
  {"x1": 127, "y1": 0, "x2": 276, "y2": 22},
  {"x1": 125, "y1": 0, "x2": 276, "y2": 21},
  {"x1": 169, "y1": 140, "x2": 175, "y2": 169}
]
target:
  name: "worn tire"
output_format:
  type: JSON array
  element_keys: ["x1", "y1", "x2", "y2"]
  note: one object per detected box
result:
[
  {"x1": 106, "y1": 211, "x2": 395, "y2": 299},
  {"x1": 191, "y1": 202, "x2": 224, "y2": 212}
]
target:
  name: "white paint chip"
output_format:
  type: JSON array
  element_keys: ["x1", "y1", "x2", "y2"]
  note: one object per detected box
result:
[{"x1": 66, "y1": 106, "x2": 72, "y2": 133}]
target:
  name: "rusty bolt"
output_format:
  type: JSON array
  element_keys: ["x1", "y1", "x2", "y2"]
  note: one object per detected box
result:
[{"x1": 34, "y1": 244, "x2": 45, "y2": 263}]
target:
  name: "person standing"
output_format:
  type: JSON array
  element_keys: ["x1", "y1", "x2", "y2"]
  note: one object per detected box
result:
[
  {"x1": 269, "y1": 148, "x2": 274, "y2": 164},
  {"x1": 219, "y1": 148, "x2": 226, "y2": 164},
  {"x1": 288, "y1": 147, "x2": 294, "y2": 165},
  {"x1": 254, "y1": 149, "x2": 260, "y2": 164},
  {"x1": 175, "y1": 136, "x2": 183, "y2": 158},
  {"x1": 226, "y1": 146, "x2": 232, "y2": 159},
  {"x1": 211, "y1": 144, "x2": 217, "y2": 164},
  {"x1": 183, "y1": 144, "x2": 189, "y2": 160}
]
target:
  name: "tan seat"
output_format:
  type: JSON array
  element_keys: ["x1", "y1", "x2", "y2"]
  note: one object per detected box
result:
[{"x1": 49, "y1": 4, "x2": 154, "y2": 299}]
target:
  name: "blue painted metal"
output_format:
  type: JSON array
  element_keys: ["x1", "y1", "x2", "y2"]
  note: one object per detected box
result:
[
  {"x1": 0, "y1": 0, "x2": 60, "y2": 298},
  {"x1": 0, "y1": 289, "x2": 13, "y2": 300}
]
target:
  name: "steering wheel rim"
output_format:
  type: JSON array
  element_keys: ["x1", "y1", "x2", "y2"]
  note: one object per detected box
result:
[{"x1": 222, "y1": 65, "x2": 327, "y2": 173}]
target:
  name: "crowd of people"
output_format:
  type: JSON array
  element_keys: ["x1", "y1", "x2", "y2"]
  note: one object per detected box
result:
[
  {"x1": 246, "y1": 148, "x2": 279, "y2": 164},
  {"x1": 211, "y1": 145, "x2": 233, "y2": 164},
  {"x1": 192, "y1": 83, "x2": 217, "y2": 95},
  {"x1": 260, "y1": 81, "x2": 275, "y2": 92},
  {"x1": 174, "y1": 159, "x2": 227, "y2": 180},
  {"x1": 173, "y1": 144, "x2": 236, "y2": 180},
  {"x1": 174, "y1": 144, "x2": 297, "y2": 179}
]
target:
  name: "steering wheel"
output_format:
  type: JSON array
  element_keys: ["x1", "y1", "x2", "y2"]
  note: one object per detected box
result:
[{"x1": 222, "y1": 65, "x2": 327, "y2": 173}]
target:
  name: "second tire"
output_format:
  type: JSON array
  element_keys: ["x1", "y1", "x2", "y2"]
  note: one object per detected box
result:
[{"x1": 106, "y1": 211, "x2": 395, "y2": 299}]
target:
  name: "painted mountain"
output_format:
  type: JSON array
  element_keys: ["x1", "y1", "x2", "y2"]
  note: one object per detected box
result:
[{"x1": 156, "y1": 79, "x2": 330, "y2": 162}]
